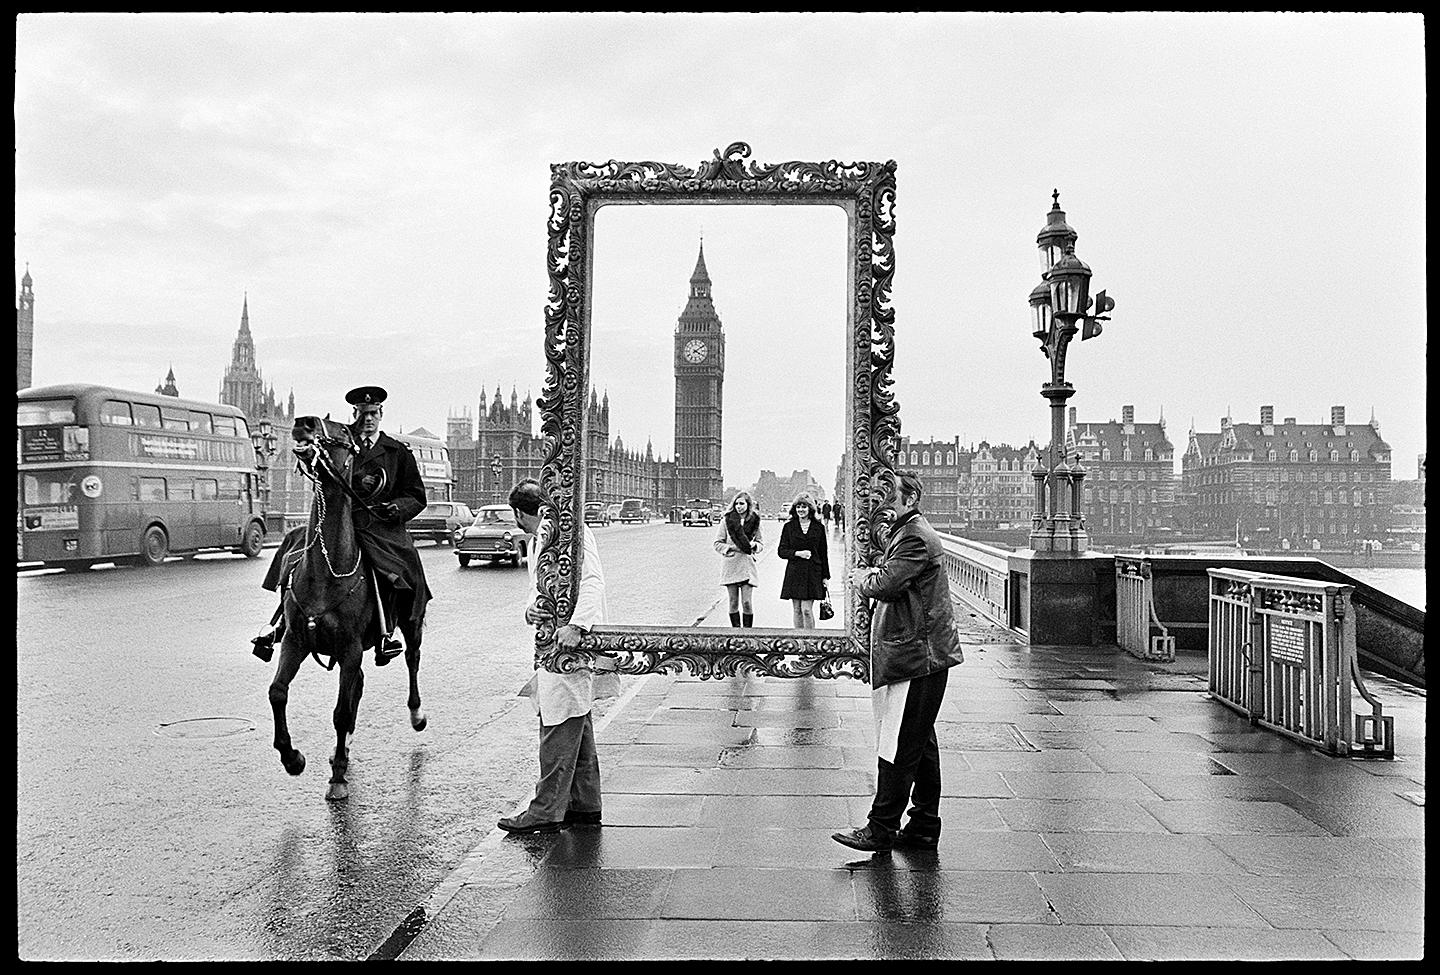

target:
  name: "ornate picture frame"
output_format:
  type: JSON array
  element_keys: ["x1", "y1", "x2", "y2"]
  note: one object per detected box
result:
[{"x1": 533, "y1": 142, "x2": 900, "y2": 681}]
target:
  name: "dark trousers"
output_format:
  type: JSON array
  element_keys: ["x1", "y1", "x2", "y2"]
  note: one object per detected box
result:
[
  {"x1": 524, "y1": 712, "x2": 601, "y2": 822},
  {"x1": 868, "y1": 667, "x2": 950, "y2": 838}
]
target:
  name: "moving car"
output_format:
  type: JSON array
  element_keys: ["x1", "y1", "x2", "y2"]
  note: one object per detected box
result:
[
  {"x1": 681, "y1": 498, "x2": 714, "y2": 527},
  {"x1": 408, "y1": 501, "x2": 473, "y2": 545},
  {"x1": 618, "y1": 498, "x2": 649, "y2": 523},
  {"x1": 584, "y1": 501, "x2": 611, "y2": 526},
  {"x1": 454, "y1": 504, "x2": 527, "y2": 567}
]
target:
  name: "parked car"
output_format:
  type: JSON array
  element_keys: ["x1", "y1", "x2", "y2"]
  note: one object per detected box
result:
[
  {"x1": 454, "y1": 504, "x2": 526, "y2": 567},
  {"x1": 619, "y1": 498, "x2": 649, "y2": 523},
  {"x1": 681, "y1": 498, "x2": 714, "y2": 527},
  {"x1": 408, "y1": 501, "x2": 473, "y2": 545},
  {"x1": 584, "y1": 501, "x2": 611, "y2": 526},
  {"x1": 606, "y1": 502, "x2": 622, "y2": 522}
]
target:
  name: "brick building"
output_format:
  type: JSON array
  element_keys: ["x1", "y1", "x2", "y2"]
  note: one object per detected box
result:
[
  {"x1": 895, "y1": 435, "x2": 968, "y2": 529},
  {"x1": 969, "y1": 441, "x2": 1042, "y2": 529},
  {"x1": 1067, "y1": 405, "x2": 1177, "y2": 536},
  {"x1": 1181, "y1": 405, "x2": 1392, "y2": 551}
]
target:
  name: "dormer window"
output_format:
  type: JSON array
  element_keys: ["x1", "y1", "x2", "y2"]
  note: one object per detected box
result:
[
  {"x1": 1102, "y1": 448, "x2": 1110, "y2": 461},
  {"x1": 922, "y1": 451, "x2": 930, "y2": 466},
  {"x1": 1267, "y1": 449, "x2": 1276, "y2": 462},
  {"x1": 1289, "y1": 450, "x2": 1298, "y2": 462},
  {"x1": 1349, "y1": 450, "x2": 1359, "y2": 462},
  {"x1": 1308, "y1": 449, "x2": 1318, "y2": 462}
]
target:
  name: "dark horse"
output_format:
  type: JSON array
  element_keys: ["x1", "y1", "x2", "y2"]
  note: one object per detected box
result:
[{"x1": 267, "y1": 415, "x2": 427, "y2": 801}]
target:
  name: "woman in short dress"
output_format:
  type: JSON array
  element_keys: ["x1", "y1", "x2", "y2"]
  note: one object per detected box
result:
[
  {"x1": 777, "y1": 492, "x2": 830, "y2": 627},
  {"x1": 714, "y1": 491, "x2": 764, "y2": 627}
]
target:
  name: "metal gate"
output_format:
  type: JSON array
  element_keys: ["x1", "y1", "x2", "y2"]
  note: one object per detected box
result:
[{"x1": 1207, "y1": 568, "x2": 1393, "y2": 758}]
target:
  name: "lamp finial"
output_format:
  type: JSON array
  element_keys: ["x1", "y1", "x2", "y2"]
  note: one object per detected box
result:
[{"x1": 1051, "y1": 188, "x2": 1060, "y2": 208}]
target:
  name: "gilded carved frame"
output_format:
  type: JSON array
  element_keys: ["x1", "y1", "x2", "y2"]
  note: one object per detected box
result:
[{"x1": 533, "y1": 142, "x2": 900, "y2": 681}]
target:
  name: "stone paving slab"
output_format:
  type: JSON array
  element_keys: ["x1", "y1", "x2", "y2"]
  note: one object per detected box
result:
[{"x1": 399, "y1": 641, "x2": 1426, "y2": 961}]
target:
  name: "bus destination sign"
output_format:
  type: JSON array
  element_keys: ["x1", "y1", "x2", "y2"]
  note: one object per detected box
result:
[{"x1": 20, "y1": 425, "x2": 90, "y2": 463}]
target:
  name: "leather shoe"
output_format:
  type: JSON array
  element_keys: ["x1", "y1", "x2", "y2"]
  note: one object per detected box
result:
[
  {"x1": 893, "y1": 829, "x2": 939, "y2": 849},
  {"x1": 497, "y1": 815, "x2": 566, "y2": 835},
  {"x1": 563, "y1": 809, "x2": 602, "y2": 826},
  {"x1": 831, "y1": 825, "x2": 892, "y2": 852}
]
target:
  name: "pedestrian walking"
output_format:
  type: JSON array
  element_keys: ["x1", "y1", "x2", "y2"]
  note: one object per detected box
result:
[
  {"x1": 822, "y1": 499, "x2": 833, "y2": 524},
  {"x1": 777, "y1": 492, "x2": 830, "y2": 627},
  {"x1": 499, "y1": 478, "x2": 620, "y2": 835},
  {"x1": 833, "y1": 471, "x2": 965, "y2": 853},
  {"x1": 714, "y1": 491, "x2": 764, "y2": 627},
  {"x1": 834, "y1": 501, "x2": 845, "y2": 534}
]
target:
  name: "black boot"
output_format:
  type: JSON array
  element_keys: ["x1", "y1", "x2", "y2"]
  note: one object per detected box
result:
[
  {"x1": 742, "y1": 613, "x2": 753, "y2": 628},
  {"x1": 375, "y1": 633, "x2": 405, "y2": 667},
  {"x1": 729, "y1": 611, "x2": 741, "y2": 628},
  {"x1": 252, "y1": 617, "x2": 285, "y2": 662}
]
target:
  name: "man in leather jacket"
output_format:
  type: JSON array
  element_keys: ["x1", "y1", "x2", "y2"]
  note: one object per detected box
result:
[
  {"x1": 834, "y1": 471, "x2": 965, "y2": 853},
  {"x1": 252, "y1": 385, "x2": 432, "y2": 667}
]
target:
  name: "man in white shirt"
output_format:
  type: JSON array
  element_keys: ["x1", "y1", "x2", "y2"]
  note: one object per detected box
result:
[{"x1": 498, "y1": 478, "x2": 621, "y2": 835}]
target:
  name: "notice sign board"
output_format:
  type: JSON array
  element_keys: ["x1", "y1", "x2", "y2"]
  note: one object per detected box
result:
[
  {"x1": 21, "y1": 425, "x2": 90, "y2": 463},
  {"x1": 1269, "y1": 616, "x2": 1309, "y2": 667},
  {"x1": 137, "y1": 435, "x2": 200, "y2": 460},
  {"x1": 23, "y1": 505, "x2": 79, "y2": 531}
]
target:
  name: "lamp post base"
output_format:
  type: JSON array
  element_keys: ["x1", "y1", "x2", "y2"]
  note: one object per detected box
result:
[{"x1": 1029, "y1": 524, "x2": 1088, "y2": 554}]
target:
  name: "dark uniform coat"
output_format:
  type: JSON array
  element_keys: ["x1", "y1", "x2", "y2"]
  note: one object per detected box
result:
[
  {"x1": 857, "y1": 509, "x2": 965, "y2": 689},
  {"x1": 264, "y1": 430, "x2": 432, "y2": 630},
  {"x1": 777, "y1": 516, "x2": 830, "y2": 600}
]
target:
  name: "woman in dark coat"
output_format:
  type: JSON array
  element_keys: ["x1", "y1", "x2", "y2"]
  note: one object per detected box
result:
[{"x1": 777, "y1": 492, "x2": 830, "y2": 627}]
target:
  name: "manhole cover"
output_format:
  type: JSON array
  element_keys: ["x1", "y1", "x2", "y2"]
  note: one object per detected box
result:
[
  {"x1": 156, "y1": 717, "x2": 256, "y2": 739},
  {"x1": 934, "y1": 721, "x2": 1038, "y2": 752}
]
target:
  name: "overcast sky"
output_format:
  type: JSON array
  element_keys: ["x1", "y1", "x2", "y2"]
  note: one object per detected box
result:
[{"x1": 15, "y1": 12, "x2": 1427, "y2": 487}]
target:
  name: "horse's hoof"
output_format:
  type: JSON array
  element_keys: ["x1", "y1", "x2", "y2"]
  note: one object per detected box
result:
[
  {"x1": 410, "y1": 709, "x2": 427, "y2": 732},
  {"x1": 284, "y1": 751, "x2": 306, "y2": 776},
  {"x1": 325, "y1": 782, "x2": 349, "y2": 801}
]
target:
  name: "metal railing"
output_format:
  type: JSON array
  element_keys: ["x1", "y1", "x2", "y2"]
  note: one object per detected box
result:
[
  {"x1": 1207, "y1": 567, "x2": 1393, "y2": 758},
  {"x1": 1115, "y1": 556, "x2": 1176, "y2": 661},
  {"x1": 937, "y1": 533, "x2": 1011, "y2": 627}
]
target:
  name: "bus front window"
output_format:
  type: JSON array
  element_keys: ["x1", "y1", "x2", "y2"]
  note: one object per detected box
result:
[
  {"x1": 17, "y1": 400, "x2": 76, "y2": 427},
  {"x1": 23, "y1": 473, "x2": 78, "y2": 505}
]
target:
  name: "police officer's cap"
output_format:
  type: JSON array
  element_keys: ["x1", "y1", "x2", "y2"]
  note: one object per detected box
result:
[{"x1": 345, "y1": 386, "x2": 388, "y2": 411}]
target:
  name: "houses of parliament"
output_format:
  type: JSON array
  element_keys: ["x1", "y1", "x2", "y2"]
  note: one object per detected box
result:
[{"x1": 446, "y1": 241, "x2": 728, "y2": 513}]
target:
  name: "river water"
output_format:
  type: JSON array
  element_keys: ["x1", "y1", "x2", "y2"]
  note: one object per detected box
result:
[{"x1": 1341, "y1": 566, "x2": 1426, "y2": 611}]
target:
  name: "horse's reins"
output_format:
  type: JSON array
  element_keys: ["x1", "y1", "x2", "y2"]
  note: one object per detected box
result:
[{"x1": 289, "y1": 428, "x2": 388, "y2": 670}]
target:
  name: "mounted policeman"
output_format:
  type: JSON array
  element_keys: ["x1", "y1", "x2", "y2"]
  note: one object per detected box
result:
[{"x1": 252, "y1": 385, "x2": 433, "y2": 667}]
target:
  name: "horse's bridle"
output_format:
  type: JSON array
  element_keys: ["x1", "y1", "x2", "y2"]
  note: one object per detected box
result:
[{"x1": 294, "y1": 425, "x2": 387, "y2": 517}]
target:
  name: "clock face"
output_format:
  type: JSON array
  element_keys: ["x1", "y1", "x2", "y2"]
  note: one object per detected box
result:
[{"x1": 683, "y1": 339, "x2": 708, "y2": 363}]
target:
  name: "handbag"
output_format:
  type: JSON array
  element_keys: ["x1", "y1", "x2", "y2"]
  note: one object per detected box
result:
[{"x1": 818, "y1": 586, "x2": 835, "y2": 621}]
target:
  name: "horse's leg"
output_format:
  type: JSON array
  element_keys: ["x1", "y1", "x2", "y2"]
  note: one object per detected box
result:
[
  {"x1": 345, "y1": 664, "x2": 364, "y2": 752},
  {"x1": 269, "y1": 636, "x2": 307, "y2": 776},
  {"x1": 326, "y1": 643, "x2": 363, "y2": 801},
  {"x1": 402, "y1": 618, "x2": 427, "y2": 732}
]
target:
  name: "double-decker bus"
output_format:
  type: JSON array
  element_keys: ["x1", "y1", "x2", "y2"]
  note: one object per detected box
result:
[
  {"x1": 392, "y1": 428, "x2": 453, "y2": 503},
  {"x1": 17, "y1": 384, "x2": 268, "y2": 568}
]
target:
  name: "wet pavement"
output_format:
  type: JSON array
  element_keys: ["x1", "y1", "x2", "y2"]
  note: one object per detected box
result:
[{"x1": 397, "y1": 610, "x2": 1425, "y2": 961}]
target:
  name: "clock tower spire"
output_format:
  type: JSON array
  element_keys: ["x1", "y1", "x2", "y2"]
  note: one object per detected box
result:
[{"x1": 674, "y1": 238, "x2": 725, "y2": 504}]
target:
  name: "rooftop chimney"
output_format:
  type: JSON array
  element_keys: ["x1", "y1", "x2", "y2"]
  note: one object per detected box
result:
[
  {"x1": 1122, "y1": 405, "x2": 1135, "y2": 424},
  {"x1": 1331, "y1": 405, "x2": 1346, "y2": 434},
  {"x1": 1283, "y1": 417, "x2": 1296, "y2": 425},
  {"x1": 1260, "y1": 405, "x2": 1274, "y2": 435}
]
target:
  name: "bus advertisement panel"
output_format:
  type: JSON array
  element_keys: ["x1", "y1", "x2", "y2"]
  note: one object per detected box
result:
[{"x1": 17, "y1": 384, "x2": 268, "y2": 568}]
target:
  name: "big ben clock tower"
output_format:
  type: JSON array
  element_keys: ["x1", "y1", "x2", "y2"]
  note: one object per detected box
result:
[{"x1": 674, "y1": 240, "x2": 725, "y2": 503}]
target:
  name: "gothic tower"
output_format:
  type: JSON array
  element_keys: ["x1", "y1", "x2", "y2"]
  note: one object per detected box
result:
[
  {"x1": 220, "y1": 294, "x2": 266, "y2": 422},
  {"x1": 17, "y1": 265, "x2": 34, "y2": 390},
  {"x1": 673, "y1": 240, "x2": 725, "y2": 501},
  {"x1": 155, "y1": 366, "x2": 180, "y2": 397}
]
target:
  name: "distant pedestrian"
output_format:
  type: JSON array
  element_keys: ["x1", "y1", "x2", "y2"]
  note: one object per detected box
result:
[
  {"x1": 499, "y1": 478, "x2": 619, "y2": 835},
  {"x1": 777, "y1": 492, "x2": 830, "y2": 628},
  {"x1": 833, "y1": 471, "x2": 965, "y2": 853},
  {"x1": 834, "y1": 502, "x2": 845, "y2": 534},
  {"x1": 715, "y1": 492, "x2": 764, "y2": 627},
  {"x1": 822, "y1": 500, "x2": 833, "y2": 523}
]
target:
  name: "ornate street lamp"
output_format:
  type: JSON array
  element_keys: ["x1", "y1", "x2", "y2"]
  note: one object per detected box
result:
[
  {"x1": 491, "y1": 455, "x2": 503, "y2": 500},
  {"x1": 1028, "y1": 191, "x2": 1115, "y2": 554},
  {"x1": 251, "y1": 416, "x2": 278, "y2": 515}
]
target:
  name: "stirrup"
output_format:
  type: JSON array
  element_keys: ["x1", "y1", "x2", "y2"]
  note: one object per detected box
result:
[
  {"x1": 251, "y1": 632, "x2": 276, "y2": 662},
  {"x1": 375, "y1": 634, "x2": 405, "y2": 666}
]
